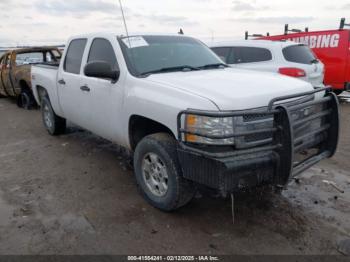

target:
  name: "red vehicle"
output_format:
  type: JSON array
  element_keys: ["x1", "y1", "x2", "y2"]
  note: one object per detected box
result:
[{"x1": 256, "y1": 18, "x2": 350, "y2": 95}]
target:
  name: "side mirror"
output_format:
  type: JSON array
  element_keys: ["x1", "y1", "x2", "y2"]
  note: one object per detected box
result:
[{"x1": 84, "y1": 61, "x2": 120, "y2": 82}]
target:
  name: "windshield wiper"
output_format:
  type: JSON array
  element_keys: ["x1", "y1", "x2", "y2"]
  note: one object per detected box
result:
[
  {"x1": 198, "y1": 63, "x2": 228, "y2": 70},
  {"x1": 140, "y1": 65, "x2": 200, "y2": 76},
  {"x1": 310, "y1": 59, "x2": 319, "y2": 64}
]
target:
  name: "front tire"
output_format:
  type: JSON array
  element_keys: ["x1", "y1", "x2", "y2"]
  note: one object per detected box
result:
[
  {"x1": 41, "y1": 96, "x2": 66, "y2": 136},
  {"x1": 134, "y1": 133, "x2": 195, "y2": 211}
]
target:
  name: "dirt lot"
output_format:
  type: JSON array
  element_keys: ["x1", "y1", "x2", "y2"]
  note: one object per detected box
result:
[{"x1": 0, "y1": 97, "x2": 349, "y2": 255}]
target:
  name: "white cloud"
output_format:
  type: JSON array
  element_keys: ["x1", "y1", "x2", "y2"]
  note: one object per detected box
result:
[
  {"x1": 230, "y1": 16, "x2": 314, "y2": 24},
  {"x1": 0, "y1": 0, "x2": 348, "y2": 46},
  {"x1": 231, "y1": 0, "x2": 268, "y2": 11}
]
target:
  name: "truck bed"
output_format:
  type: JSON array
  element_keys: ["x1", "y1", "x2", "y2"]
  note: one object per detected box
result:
[{"x1": 31, "y1": 63, "x2": 60, "y2": 110}]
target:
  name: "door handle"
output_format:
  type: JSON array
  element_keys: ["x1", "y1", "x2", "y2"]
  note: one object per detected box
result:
[
  {"x1": 80, "y1": 85, "x2": 90, "y2": 92},
  {"x1": 58, "y1": 79, "x2": 66, "y2": 85}
]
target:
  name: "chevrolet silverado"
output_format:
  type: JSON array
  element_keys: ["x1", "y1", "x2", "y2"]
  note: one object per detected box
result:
[{"x1": 31, "y1": 33, "x2": 339, "y2": 211}]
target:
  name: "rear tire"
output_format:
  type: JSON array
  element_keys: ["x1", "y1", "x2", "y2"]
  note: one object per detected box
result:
[
  {"x1": 41, "y1": 96, "x2": 66, "y2": 136},
  {"x1": 134, "y1": 133, "x2": 195, "y2": 211},
  {"x1": 17, "y1": 89, "x2": 36, "y2": 110}
]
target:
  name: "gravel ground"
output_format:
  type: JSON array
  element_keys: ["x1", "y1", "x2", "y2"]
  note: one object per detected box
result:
[{"x1": 0, "y1": 97, "x2": 349, "y2": 255}]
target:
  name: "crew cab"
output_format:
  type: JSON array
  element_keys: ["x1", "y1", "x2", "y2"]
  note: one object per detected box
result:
[
  {"x1": 209, "y1": 40, "x2": 325, "y2": 88},
  {"x1": 0, "y1": 47, "x2": 61, "y2": 108},
  {"x1": 31, "y1": 33, "x2": 339, "y2": 211}
]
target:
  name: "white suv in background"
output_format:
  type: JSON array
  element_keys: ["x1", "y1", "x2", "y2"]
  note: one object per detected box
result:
[{"x1": 209, "y1": 40, "x2": 325, "y2": 88}]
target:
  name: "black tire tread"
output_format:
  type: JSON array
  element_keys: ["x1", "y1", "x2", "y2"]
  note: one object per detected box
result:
[
  {"x1": 41, "y1": 96, "x2": 66, "y2": 136},
  {"x1": 134, "y1": 133, "x2": 195, "y2": 211}
]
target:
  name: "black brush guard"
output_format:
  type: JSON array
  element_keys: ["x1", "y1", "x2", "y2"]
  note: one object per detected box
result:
[{"x1": 176, "y1": 88, "x2": 339, "y2": 194}]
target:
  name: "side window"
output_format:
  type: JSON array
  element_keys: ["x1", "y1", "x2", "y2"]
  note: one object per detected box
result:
[
  {"x1": 64, "y1": 39, "x2": 87, "y2": 74},
  {"x1": 211, "y1": 47, "x2": 231, "y2": 63},
  {"x1": 87, "y1": 38, "x2": 118, "y2": 70},
  {"x1": 45, "y1": 51, "x2": 58, "y2": 63},
  {"x1": 46, "y1": 52, "x2": 52, "y2": 62},
  {"x1": 236, "y1": 47, "x2": 272, "y2": 63},
  {"x1": 52, "y1": 50, "x2": 62, "y2": 59},
  {"x1": 16, "y1": 52, "x2": 44, "y2": 66}
]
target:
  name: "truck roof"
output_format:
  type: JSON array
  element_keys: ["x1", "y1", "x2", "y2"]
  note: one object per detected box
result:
[{"x1": 69, "y1": 32, "x2": 189, "y2": 40}]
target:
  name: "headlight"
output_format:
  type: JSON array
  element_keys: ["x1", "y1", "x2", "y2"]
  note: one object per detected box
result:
[{"x1": 185, "y1": 114, "x2": 234, "y2": 145}]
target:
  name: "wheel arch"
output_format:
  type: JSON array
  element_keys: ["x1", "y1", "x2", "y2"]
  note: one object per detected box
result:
[
  {"x1": 19, "y1": 79, "x2": 30, "y2": 90},
  {"x1": 35, "y1": 85, "x2": 49, "y2": 104},
  {"x1": 128, "y1": 115, "x2": 176, "y2": 151},
  {"x1": 17, "y1": 79, "x2": 36, "y2": 108}
]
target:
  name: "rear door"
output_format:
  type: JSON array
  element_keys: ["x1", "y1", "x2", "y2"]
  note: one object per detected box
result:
[{"x1": 57, "y1": 38, "x2": 90, "y2": 127}]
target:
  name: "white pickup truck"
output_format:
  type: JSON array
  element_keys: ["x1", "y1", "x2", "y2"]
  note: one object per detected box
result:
[{"x1": 31, "y1": 33, "x2": 339, "y2": 211}]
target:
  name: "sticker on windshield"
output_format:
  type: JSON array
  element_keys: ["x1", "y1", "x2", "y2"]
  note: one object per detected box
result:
[{"x1": 122, "y1": 36, "x2": 149, "y2": 48}]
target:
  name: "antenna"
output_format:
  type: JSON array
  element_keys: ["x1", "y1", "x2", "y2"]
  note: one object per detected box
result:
[{"x1": 118, "y1": 0, "x2": 132, "y2": 47}]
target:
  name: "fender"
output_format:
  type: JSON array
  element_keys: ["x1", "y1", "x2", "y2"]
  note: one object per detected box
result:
[{"x1": 121, "y1": 79, "x2": 218, "y2": 149}]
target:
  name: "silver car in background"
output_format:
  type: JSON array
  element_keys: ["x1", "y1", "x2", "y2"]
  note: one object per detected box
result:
[{"x1": 209, "y1": 40, "x2": 325, "y2": 88}]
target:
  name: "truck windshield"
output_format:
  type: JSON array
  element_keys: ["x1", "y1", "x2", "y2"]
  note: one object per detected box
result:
[{"x1": 119, "y1": 35, "x2": 225, "y2": 76}]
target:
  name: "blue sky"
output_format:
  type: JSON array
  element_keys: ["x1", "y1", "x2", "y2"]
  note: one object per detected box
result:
[{"x1": 0, "y1": 0, "x2": 349, "y2": 46}]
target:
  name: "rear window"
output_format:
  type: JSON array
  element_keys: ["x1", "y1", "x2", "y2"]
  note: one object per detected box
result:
[
  {"x1": 283, "y1": 45, "x2": 316, "y2": 64},
  {"x1": 236, "y1": 47, "x2": 272, "y2": 63},
  {"x1": 64, "y1": 39, "x2": 87, "y2": 74},
  {"x1": 16, "y1": 52, "x2": 44, "y2": 66}
]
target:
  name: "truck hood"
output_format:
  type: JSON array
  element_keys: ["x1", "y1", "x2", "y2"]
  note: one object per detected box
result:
[{"x1": 145, "y1": 68, "x2": 315, "y2": 110}]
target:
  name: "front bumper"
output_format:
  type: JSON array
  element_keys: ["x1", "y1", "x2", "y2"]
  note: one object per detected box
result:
[{"x1": 177, "y1": 88, "x2": 339, "y2": 193}]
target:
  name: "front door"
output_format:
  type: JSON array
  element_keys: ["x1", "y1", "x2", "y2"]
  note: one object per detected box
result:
[{"x1": 80, "y1": 37, "x2": 124, "y2": 141}]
